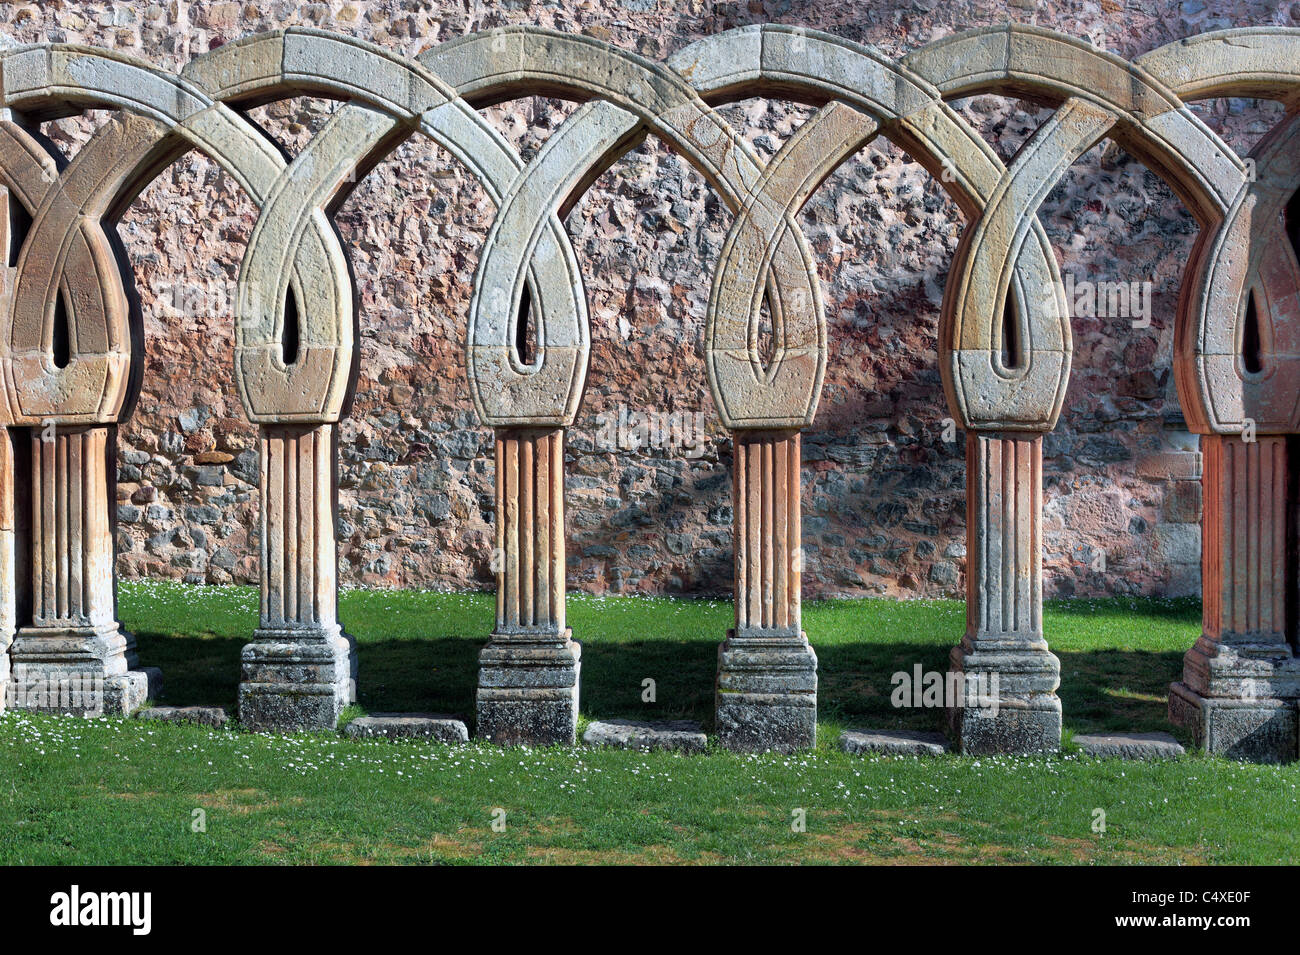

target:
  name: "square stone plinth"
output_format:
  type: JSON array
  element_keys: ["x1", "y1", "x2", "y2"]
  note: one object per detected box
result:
[
  {"x1": 716, "y1": 631, "x2": 818, "y2": 753},
  {"x1": 476, "y1": 632, "x2": 580, "y2": 746},
  {"x1": 1169, "y1": 682, "x2": 1298, "y2": 763},
  {"x1": 9, "y1": 666, "x2": 159, "y2": 717},
  {"x1": 239, "y1": 627, "x2": 356, "y2": 732},
  {"x1": 946, "y1": 643, "x2": 1062, "y2": 755},
  {"x1": 949, "y1": 696, "x2": 1062, "y2": 755},
  {"x1": 9, "y1": 624, "x2": 160, "y2": 717}
]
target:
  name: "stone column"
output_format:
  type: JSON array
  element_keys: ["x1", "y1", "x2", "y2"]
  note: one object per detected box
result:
[
  {"x1": 239, "y1": 423, "x2": 355, "y2": 731},
  {"x1": 716, "y1": 429, "x2": 817, "y2": 752},
  {"x1": 476, "y1": 426, "x2": 579, "y2": 745},
  {"x1": 1169, "y1": 434, "x2": 1299, "y2": 761},
  {"x1": 9, "y1": 425, "x2": 157, "y2": 715},
  {"x1": 947, "y1": 431, "x2": 1060, "y2": 753},
  {"x1": 0, "y1": 430, "x2": 19, "y2": 711}
]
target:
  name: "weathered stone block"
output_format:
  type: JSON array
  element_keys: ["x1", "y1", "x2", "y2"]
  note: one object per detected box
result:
[
  {"x1": 1074, "y1": 731, "x2": 1184, "y2": 760},
  {"x1": 840, "y1": 728, "x2": 948, "y2": 756},
  {"x1": 716, "y1": 631, "x2": 818, "y2": 753},
  {"x1": 949, "y1": 694, "x2": 1062, "y2": 755},
  {"x1": 344, "y1": 714, "x2": 469, "y2": 743},
  {"x1": 238, "y1": 627, "x2": 356, "y2": 732},
  {"x1": 476, "y1": 633, "x2": 581, "y2": 746},
  {"x1": 583, "y1": 718, "x2": 707, "y2": 752},
  {"x1": 1169, "y1": 682, "x2": 1298, "y2": 763},
  {"x1": 8, "y1": 660, "x2": 159, "y2": 717},
  {"x1": 135, "y1": 704, "x2": 229, "y2": 728}
]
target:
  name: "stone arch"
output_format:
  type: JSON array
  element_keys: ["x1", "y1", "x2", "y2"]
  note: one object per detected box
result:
[
  {"x1": 0, "y1": 112, "x2": 168, "y2": 715},
  {"x1": 0, "y1": 24, "x2": 1291, "y2": 759},
  {"x1": 132, "y1": 23, "x2": 1254, "y2": 749},
  {"x1": 192, "y1": 27, "x2": 824, "y2": 741},
  {"x1": 1134, "y1": 28, "x2": 1300, "y2": 760},
  {"x1": 0, "y1": 44, "x2": 355, "y2": 720},
  {"x1": 176, "y1": 30, "x2": 605, "y2": 732},
  {"x1": 418, "y1": 25, "x2": 1070, "y2": 750}
]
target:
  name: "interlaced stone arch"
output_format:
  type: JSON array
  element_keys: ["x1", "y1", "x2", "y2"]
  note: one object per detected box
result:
[
  {"x1": 0, "y1": 22, "x2": 1291, "y2": 759},
  {"x1": 0, "y1": 43, "x2": 355, "y2": 721},
  {"x1": 1136, "y1": 27, "x2": 1300, "y2": 761}
]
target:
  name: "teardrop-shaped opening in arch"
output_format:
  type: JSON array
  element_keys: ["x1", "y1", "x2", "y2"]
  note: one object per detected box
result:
[
  {"x1": 1242, "y1": 290, "x2": 1264, "y2": 375},
  {"x1": 756, "y1": 293, "x2": 775, "y2": 372},
  {"x1": 281, "y1": 286, "x2": 300, "y2": 368},
  {"x1": 1285, "y1": 189, "x2": 1300, "y2": 260},
  {"x1": 8, "y1": 199, "x2": 31, "y2": 268},
  {"x1": 514, "y1": 284, "x2": 535, "y2": 367},
  {"x1": 1000, "y1": 294, "x2": 1022, "y2": 372},
  {"x1": 52, "y1": 292, "x2": 71, "y2": 370}
]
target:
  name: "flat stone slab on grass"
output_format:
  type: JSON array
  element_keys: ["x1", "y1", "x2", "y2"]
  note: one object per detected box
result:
[
  {"x1": 134, "y1": 705, "x2": 228, "y2": 728},
  {"x1": 840, "y1": 729, "x2": 949, "y2": 756},
  {"x1": 1074, "y1": 732, "x2": 1185, "y2": 760},
  {"x1": 583, "y1": 719, "x2": 707, "y2": 753},
  {"x1": 344, "y1": 714, "x2": 468, "y2": 743}
]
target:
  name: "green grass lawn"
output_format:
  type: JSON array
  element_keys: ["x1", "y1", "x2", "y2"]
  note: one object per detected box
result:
[{"x1": 3, "y1": 583, "x2": 1296, "y2": 865}]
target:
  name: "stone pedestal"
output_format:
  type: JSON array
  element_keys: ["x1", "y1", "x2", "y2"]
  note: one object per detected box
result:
[
  {"x1": 477, "y1": 427, "x2": 580, "y2": 745},
  {"x1": 9, "y1": 426, "x2": 158, "y2": 716},
  {"x1": 239, "y1": 424, "x2": 355, "y2": 731},
  {"x1": 716, "y1": 429, "x2": 817, "y2": 752},
  {"x1": 948, "y1": 432, "x2": 1060, "y2": 754},
  {"x1": 1169, "y1": 435, "x2": 1299, "y2": 762}
]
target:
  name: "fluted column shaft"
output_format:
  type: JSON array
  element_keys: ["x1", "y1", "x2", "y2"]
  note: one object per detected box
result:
[
  {"x1": 733, "y1": 429, "x2": 801, "y2": 636},
  {"x1": 494, "y1": 427, "x2": 565, "y2": 635},
  {"x1": 10, "y1": 425, "x2": 155, "y2": 714},
  {"x1": 259, "y1": 423, "x2": 338, "y2": 632},
  {"x1": 1199, "y1": 435, "x2": 1288, "y2": 650},
  {"x1": 948, "y1": 431, "x2": 1060, "y2": 754},
  {"x1": 239, "y1": 423, "x2": 355, "y2": 731},
  {"x1": 0, "y1": 430, "x2": 18, "y2": 711},
  {"x1": 477, "y1": 426, "x2": 579, "y2": 744},
  {"x1": 965, "y1": 430, "x2": 1043, "y2": 647},
  {"x1": 716, "y1": 429, "x2": 817, "y2": 753},
  {"x1": 1170, "y1": 435, "x2": 1299, "y2": 761}
]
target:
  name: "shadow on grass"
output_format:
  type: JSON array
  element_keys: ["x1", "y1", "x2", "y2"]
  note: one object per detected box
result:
[
  {"x1": 133, "y1": 631, "x2": 482, "y2": 719},
  {"x1": 1057, "y1": 648, "x2": 1185, "y2": 735},
  {"x1": 132, "y1": 630, "x2": 243, "y2": 710},
  {"x1": 133, "y1": 632, "x2": 1186, "y2": 738},
  {"x1": 580, "y1": 642, "x2": 1187, "y2": 737}
]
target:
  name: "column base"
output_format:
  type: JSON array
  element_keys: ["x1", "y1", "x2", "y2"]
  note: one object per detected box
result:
[
  {"x1": 715, "y1": 630, "x2": 818, "y2": 753},
  {"x1": 9, "y1": 625, "x2": 159, "y2": 716},
  {"x1": 946, "y1": 642, "x2": 1061, "y2": 754},
  {"x1": 1169, "y1": 638, "x2": 1300, "y2": 762},
  {"x1": 1169, "y1": 682, "x2": 1298, "y2": 763},
  {"x1": 1181, "y1": 636, "x2": 1300, "y2": 699},
  {"x1": 476, "y1": 630, "x2": 580, "y2": 746},
  {"x1": 239, "y1": 625, "x2": 356, "y2": 732}
]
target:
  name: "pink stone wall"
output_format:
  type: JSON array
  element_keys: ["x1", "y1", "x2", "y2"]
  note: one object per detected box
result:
[{"x1": 9, "y1": 0, "x2": 1282, "y2": 600}]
